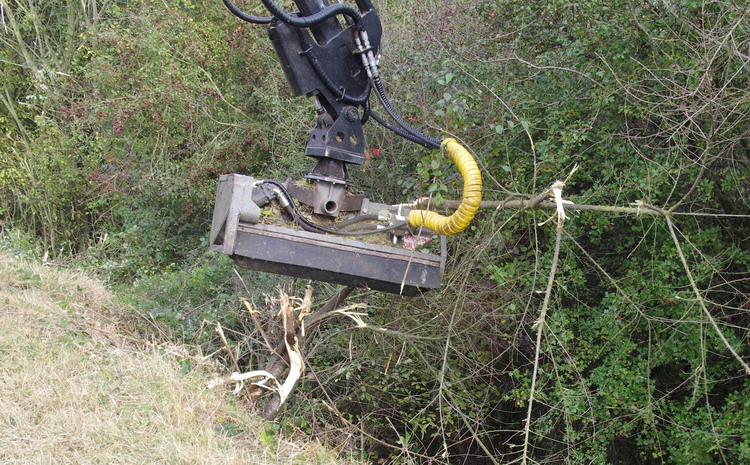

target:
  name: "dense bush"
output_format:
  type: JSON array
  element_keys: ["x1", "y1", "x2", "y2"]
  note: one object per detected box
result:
[{"x1": 2, "y1": 0, "x2": 748, "y2": 464}]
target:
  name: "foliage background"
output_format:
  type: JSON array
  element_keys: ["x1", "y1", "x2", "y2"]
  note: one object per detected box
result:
[{"x1": 1, "y1": 0, "x2": 749, "y2": 463}]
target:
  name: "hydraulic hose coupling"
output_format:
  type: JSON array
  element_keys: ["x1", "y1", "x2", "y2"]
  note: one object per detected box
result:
[{"x1": 408, "y1": 138, "x2": 482, "y2": 236}]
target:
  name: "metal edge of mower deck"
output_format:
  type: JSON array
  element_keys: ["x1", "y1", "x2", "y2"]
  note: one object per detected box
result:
[
  {"x1": 209, "y1": 173, "x2": 446, "y2": 295},
  {"x1": 223, "y1": 223, "x2": 445, "y2": 296},
  {"x1": 214, "y1": 222, "x2": 446, "y2": 296}
]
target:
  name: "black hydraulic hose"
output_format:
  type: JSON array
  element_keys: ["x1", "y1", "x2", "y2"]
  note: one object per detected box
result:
[
  {"x1": 370, "y1": 110, "x2": 435, "y2": 148},
  {"x1": 371, "y1": 76, "x2": 441, "y2": 149},
  {"x1": 221, "y1": 0, "x2": 272, "y2": 24},
  {"x1": 260, "y1": 0, "x2": 364, "y2": 30},
  {"x1": 291, "y1": 207, "x2": 405, "y2": 236},
  {"x1": 373, "y1": 79, "x2": 441, "y2": 148},
  {"x1": 261, "y1": 180, "x2": 329, "y2": 234},
  {"x1": 361, "y1": 99, "x2": 370, "y2": 125},
  {"x1": 338, "y1": 223, "x2": 385, "y2": 232},
  {"x1": 222, "y1": 0, "x2": 437, "y2": 151},
  {"x1": 281, "y1": 204, "x2": 320, "y2": 233},
  {"x1": 297, "y1": 31, "x2": 370, "y2": 105},
  {"x1": 335, "y1": 222, "x2": 407, "y2": 236},
  {"x1": 262, "y1": 180, "x2": 403, "y2": 236},
  {"x1": 331, "y1": 214, "x2": 379, "y2": 229}
]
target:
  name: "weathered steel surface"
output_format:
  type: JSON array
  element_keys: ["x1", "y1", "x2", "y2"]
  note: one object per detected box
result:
[{"x1": 228, "y1": 223, "x2": 444, "y2": 296}]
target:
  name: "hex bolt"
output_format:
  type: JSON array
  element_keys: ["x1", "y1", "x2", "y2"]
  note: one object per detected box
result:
[{"x1": 344, "y1": 107, "x2": 359, "y2": 122}]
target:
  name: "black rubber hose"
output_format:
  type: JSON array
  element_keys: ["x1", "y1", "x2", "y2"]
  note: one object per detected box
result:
[
  {"x1": 331, "y1": 214, "x2": 379, "y2": 229},
  {"x1": 262, "y1": 180, "x2": 402, "y2": 236},
  {"x1": 371, "y1": 76, "x2": 441, "y2": 149},
  {"x1": 373, "y1": 80, "x2": 441, "y2": 148},
  {"x1": 361, "y1": 99, "x2": 370, "y2": 125},
  {"x1": 370, "y1": 110, "x2": 435, "y2": 148},
  {"x1": 282, "y1": 204, "x2": 320, "y2": 233},
  {"x1": 297, "y1": 31, "x2": 370, "y2": 105},
  {"x1": 221, "y1": 0, "x2": 273, "y2": 24},
  {"x1": 338, "y1": 223, "x2": 385, "y2": 232},
  {"x1": 334, "y1": 222, "x2": 407, "y2": 236},
  {"x1": 260, "y1": 0, "x2": 364, "y2": 30}
]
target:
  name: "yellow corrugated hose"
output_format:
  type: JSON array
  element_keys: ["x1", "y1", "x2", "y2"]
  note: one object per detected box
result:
[{"x1": 408, "y1": 138, "x2": 482, "y2": 235}]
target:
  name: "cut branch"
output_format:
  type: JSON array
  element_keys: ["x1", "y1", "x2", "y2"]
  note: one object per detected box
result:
[
  {"x1": 665, "y1": 217, "x2": 750, "y2": 375},
  {"x1": 521, "y1": 179, "x2": 568, "y2": 465},
  {"x1": 239, "y1": 286, "x2": 355, "y2": 419},
  {"x1": 418, "y1": 198, "x2": 750, "y2": 218}
]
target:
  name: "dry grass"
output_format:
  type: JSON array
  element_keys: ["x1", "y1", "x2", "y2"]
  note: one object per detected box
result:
[{"x1": 0, "y1": 250, "x2": 358, "y2": 465}]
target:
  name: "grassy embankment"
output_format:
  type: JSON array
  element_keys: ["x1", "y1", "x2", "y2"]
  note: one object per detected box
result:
[{"x1": 0, "y1": 249, "x2": 357, "y2": 464}]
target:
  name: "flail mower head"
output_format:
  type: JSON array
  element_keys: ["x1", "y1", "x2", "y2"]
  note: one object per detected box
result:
[
  {"x1": 209, "y1": 174, "x2": 445, "y2": 296},
  {"x1": 210, "y1": 0, "x2": 481, "y2": 295}
]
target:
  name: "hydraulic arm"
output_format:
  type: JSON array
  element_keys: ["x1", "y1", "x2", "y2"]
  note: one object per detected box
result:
[{"x1": 210, "y1": 0, "x2": 482, "y2": 294}]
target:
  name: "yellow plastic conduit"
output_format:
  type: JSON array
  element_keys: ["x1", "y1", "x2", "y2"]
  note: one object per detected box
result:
[{"x1": 408, "y1": 138, "x2": 482, "y2": 235}]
